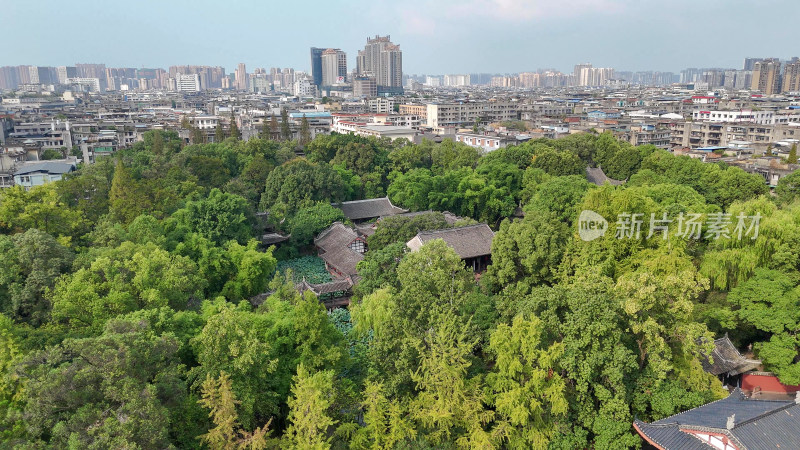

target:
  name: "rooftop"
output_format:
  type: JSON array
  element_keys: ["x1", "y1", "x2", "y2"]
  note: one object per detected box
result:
[
  {"x1": 13, "y1": 160, "x2": 76, "y2": 176},
  {"x1": 334, "y1": 197, "x2": 407, "y2": 221},
  {"x1": 407, "y1": 223, "x2": 494, "y2": 259},
  {"x1": 634, "y1": 388, "x2": 800, "y2": 450}
]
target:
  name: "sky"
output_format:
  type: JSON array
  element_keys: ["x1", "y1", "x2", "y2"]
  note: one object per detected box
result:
[{"x1": 3, "y1": 0, "x2": 799, "y2": 75}]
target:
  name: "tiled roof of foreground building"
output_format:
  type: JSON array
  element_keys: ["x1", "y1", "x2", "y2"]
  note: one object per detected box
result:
[{"x1": 634, "y1": 388, "x2": 800, "y2": 449}]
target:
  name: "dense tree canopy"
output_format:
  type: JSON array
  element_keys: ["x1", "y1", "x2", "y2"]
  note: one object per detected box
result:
[{"x1": 0, "y1": 128, "x2": 790, "y2": 448}]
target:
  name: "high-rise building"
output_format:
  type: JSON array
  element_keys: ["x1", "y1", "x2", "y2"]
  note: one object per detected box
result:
[
  {"x1": 743, "y1": 57, "x2": 764, "y2": 71},
  {"x1": 321, "y1": 48, "x2": 347, "y2": 86},
  {"x1": 176, "y1": 74, "x2": 201, "y2": 92},
  {"x1": 310, "y1": 47, "x2": 325, "y2": 87},
  {"x1": 573, "y1": 63, "x2": 592, "y2": 85},
  {"x1": 249, "y1": 73, "x2": 270, "y2": 93},
  {"x1": 168, "y1": 66, "x2": 225, "y2": 89},
  {"x1": 56, "y1": 66, "x2": 78, "y2": 84},
  {"x1": 782, "y1": 58, "x2": 800, "y2": 93},
  {"x1": 579, "y1": 66, "x2": 614, "y2": 86},
  {"x1": 356, "y1": 35, "x2": 402, "y2": 92},
  {"x1": 0, "y1": 67, "x2": 21, "y2": 90},
  {"x1": 76, "y1": 64, "x2": 108, "y2": 91},
  {"x1": 443, "y1": 74, "x2": 470, "y2": 87},
  {"x1": 751, "y1": 58, "x2": 781, "y2": 94},
  {"x1": 235, "y1": 63, "x2": 247, "y2": 90},
  {"x1": 353, "y1": 76, "x2": 377, "y2": 97},
  {"x1": 294, "y1": 76, "x2": 317, "y2": 97},
  {"x1": 281, "y1": 68, "x2": 295, "y2": 91},
  {"x1": 519, "y1": 72, "x2": 540, "y2": 88}
]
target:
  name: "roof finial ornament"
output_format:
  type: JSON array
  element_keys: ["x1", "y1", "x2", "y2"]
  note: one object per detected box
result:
[
  {"x1": 795, "y1": 391, "x2": 800, "y2": 404},
  {"x1": 726, "y1": 414, "x2": 735, "y2": 430}
]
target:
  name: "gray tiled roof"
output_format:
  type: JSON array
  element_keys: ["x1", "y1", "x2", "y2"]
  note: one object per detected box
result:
[
  {"x1": 14, "y1": 161, "x2": 76, "y2": 176},
  {"x1": 701, "y1": 335, "x2": 762, "y2": 376},
  {"x1": 314, "y1": 222, "x2": 363, "y2": 277},
  {"x1": 635, "y1": 388, "x2": 800, "y2": 449},
  {"x1": 407, "y1": 223, "x2": 493, "y2": 259},
  {"x1": 334, "y1": 197, "x2": 407, "y2": 220},
  {"x1": 586, "y1": 166, "x2": 624, "y2": 186}
]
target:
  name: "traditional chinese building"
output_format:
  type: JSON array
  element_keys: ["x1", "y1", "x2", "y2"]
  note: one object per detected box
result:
[
  {"x1": 406, "y1": 224, "x2": 494, "y2": 273},
  {"x1": 634, "y1": 388, "x2": 800, "y2": 449}
]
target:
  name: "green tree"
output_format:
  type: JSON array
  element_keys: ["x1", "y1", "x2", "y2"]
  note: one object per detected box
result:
[
  {"x1": 41, "y1": 148, "x2": 62, "y2": 160},
  {"x1": 287, "y1": 202, "x2": 346, "y2": 248},
  {"x1": 270, "y1": 115, "x2": 279, "y2": 139},
  {"x1": 0, "y1": 229, "x2": 74, "y2": 325},
  {"x1": 108, "y1": 160, "x2": 152, "y2": 224},
  {"x1": 367, "y1": 211, "x2": 450, "y2": 251},
  {"x1": 486, "y1": 212, "x2": 569, "y2": 292},
  {"x1": 776, "y1": 170, "x2": 800, "y2": 204},
  {"x1": 487, "y1": 314, "x2": 568, "y2": 449},
  {"x1": 409, "y1": 313, "x2": 494, "y2": 447},
  {"x1": 531, "y1": 149, "x2": 586, "y2": 176},
  {"x1": 198, "y1": 372, "x2": 271, "y2": 450},
  {"x1": 299, "y1": 115, "x2": 311, "y2": 146},
  {"x1": 17, "y1": 318, "x2": 188, "y2": 448},
  {"x1": 191, "y1": 300, "x2": 278, "y2": 429},
  {"x1": 152, "y1": 129, "x2": 165, "y2": 154},
  {"x1": 216, "y1": 123, "x2": 226, "y2": 142},
  {"x1": 283, "y1": 364, "x2": 336, "y2": 450},
  {"x1": 0, "y1": 184, "x2": 88, "y2": 240},
  {"x1": 348, "y1": 382, "x2": 416, "y2": 449},
  {"x1": 727, "y1": 269, "x2": 800, "y2": 384},
  {"x1": 788, "y1": 143, "x2": 798, "y2": 164},
  {"x1": 259, "y1": 158, "x2": 345, "y2": 217},
  {"x1": 50, "y1": 242, "x2": 205, "y2": 334},
  {"x1": 193, "y1": 126, "x2": 205, "y2": 144},
  {"x1": 352, "y1": 240, "x2": 476, "y2": 394},
  {"x1": 525, "y1": 175, "x2": 591, "y2": 223},
  {"x1": 171, "y1": 188, "x2": 254, "y2": 245},
  {"x1": 230, "y1": 113, "x2": 241, "y2": 141},
  {"x1": 57, "y1": 159, "x2": 114, "y2": 223},
  {"x1": 280, "y1": 108, "x2": 292, "y2": 141}
]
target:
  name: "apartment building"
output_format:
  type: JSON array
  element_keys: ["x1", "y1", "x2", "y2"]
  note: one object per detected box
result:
[
  {"x1": 367, "y1": 98, "x2": 394, "y2": 114},
  {"x1": 175, "y1": 74, "x2": 201, "y2": 92},
  {"x1": 671, "y1": 121, "x2": 800, "y2": 148},
  {"x1": 751, "y1": 59, "x2": 781, "y2": 95},
  {"x1": 398, "y1": 104, "x2": 427, "y2": 120},
  {"x1": 783, "y1": 59, "x2": 800, "y2": 93},
  {"x1": 425, "y1": 101, "x2": 518, "y2": 128}
]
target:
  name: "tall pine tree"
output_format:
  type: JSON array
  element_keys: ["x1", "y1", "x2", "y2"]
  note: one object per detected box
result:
[
  {"x1": 299, "y1": 115, "x2": 311, "y2": 146},
  {"x1": 280, "y1": 108, "x2": 292, "y2": 141},
  {"x1": 229, "y1": 113, "x2": 241, "y2": 141}
]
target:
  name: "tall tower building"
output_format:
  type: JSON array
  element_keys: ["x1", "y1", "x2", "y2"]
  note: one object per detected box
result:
[
  {"x1": 321, "y1": 48, "x2": 347, "y2": 86},
  {"x1": 357, "y1": 35, "x2": 403, "y2": 92},
  {"x1": 235, "y1": 63, "x2": 247, "y2": 90},
  {"x1": 743, "y1": 57, "x2": 763, "y2": 71},
  {"x1": 573, "y1": 63, "x2": 592, "y2": 86},
  {"x1": 76, "y1": 63, "x2": 108, "y2": 91},
  {"x1": 310, "y1": 47, "x2": 325, "y2": 87},
  {"x1": 751, "y1": 58, "x2": 781, "y2": 95},
  {"x1": 782, "y1": 58, "x2": 800, "y2": 93}
]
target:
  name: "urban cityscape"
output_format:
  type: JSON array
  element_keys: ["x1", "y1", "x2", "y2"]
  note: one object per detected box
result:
[{"x1": 2, "y1": 1, "x2": 800, "y2": 448}]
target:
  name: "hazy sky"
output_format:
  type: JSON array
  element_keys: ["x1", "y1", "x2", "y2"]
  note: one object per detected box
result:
[{"x1": 3, "y1": 0, "x2": 798, "y2": 74}]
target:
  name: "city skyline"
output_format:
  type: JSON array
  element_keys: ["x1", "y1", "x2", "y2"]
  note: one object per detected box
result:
[{"x1": 3, "y1": 0, "x2": 799, "y2": 74}]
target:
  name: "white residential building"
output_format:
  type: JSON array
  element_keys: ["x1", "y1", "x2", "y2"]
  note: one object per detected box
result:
[
  {"x1": 426, "y1": 101, "x2": 518, "y2": 128},
  {"x1": 294, "y1": 77, "x2": 317, "y2": 97},
  {"x1": 65, "y1": 77, "x2": 101, "y2": 92},
  {"x1": 176, "y1": 74, "x2": 201, "y2": 92},
  {"x1": 367, "y1": 98, "x2": 394, "y2": 114}
]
